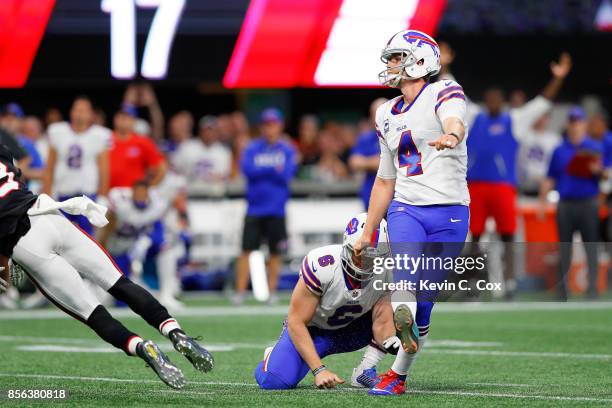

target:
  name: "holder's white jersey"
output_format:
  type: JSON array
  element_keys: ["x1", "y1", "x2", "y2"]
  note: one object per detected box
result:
[
  {"x1": 106, "y1": 187, "x2": 169, "y2": 254},
  {"x1": 48, "y1": 122, "x2": 111, "y2": 197},
  {"x1": 299, "y1": 244, "x2": 391, "y2": 330},
  {"x1": 376, "y1": 80, "x2": 470, "y2": 206}
]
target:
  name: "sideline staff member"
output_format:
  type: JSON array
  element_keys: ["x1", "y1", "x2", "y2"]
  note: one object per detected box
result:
[{"x1": 539, "y1": 106, "x2": 602, "y2": 299}]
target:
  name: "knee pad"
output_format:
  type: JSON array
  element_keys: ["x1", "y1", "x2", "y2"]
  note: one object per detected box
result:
[{"x1": 254, "y1": 362, "x2": 294, "y2": 390}]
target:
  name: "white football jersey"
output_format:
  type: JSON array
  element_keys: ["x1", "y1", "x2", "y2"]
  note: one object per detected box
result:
[
  {"x1": 171, "y1": 140, "x2": 232, "y2": 182},
  {"x1": 106, "y1": 187, "x2": 169, "y2": 254},
  {"x1": 376, "y1": 80, "x2": 470, "y2": 206},
  {"x1": 300, "y1": 244, "x2": 391, "y2": 330},
  {"x1": 48, "y1": 122, "x2": 111, "y2": 197}
]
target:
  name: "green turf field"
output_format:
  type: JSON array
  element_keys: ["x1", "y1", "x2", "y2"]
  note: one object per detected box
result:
[{"x1": 1, "y1": 301, "x2": 611, "y2": 407}]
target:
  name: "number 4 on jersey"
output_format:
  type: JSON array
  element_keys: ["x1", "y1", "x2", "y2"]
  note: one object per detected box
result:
[{"x1": 398, "y1": 130, "x2": 423, "y2": 176}]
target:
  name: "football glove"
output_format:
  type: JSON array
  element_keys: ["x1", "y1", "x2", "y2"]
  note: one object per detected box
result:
[
  {"x1": 0, "y1": 267, "x2": 7, "y2": 294},
  {"x1": 382, "y1": 335, "x2": 401, "y2": 355},
  {"x1": 9, "y1": 259, "x2": 25, "y2": 287}
]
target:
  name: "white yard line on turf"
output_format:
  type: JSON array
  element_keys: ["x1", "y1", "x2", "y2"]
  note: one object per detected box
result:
[
  {"x1": 409, "y1": 389, "x2": 612, "y2": 403},
  {"x1": 0, "y1": 335, "x2": 268, "y2": 349},
  {"x1": 14, "y1": 345, "x2": 611, "y2": 360},
  {"x1": 1, "y1": 373, "x2": 611, "y2": 403},
  {"x1": 1, "y1": 302, "x2": 612, "y2": 320},
  {"x1": 469, "y1": 382, "x2": 533, "y2": 387},
  {"x1": 0, "y1": 335, "x2": 502, "y2": 351},
  {"x1": 424, "y1": 349, "x2": 612, "y2": 360}
]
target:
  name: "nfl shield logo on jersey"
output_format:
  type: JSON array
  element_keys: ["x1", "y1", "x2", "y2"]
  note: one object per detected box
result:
[
  {"x1": 383, "y1": 119, "x2": 390, "y2": 135},
  {"x1": 351, "y1": 289, "x2": 361, "y2": 299}
]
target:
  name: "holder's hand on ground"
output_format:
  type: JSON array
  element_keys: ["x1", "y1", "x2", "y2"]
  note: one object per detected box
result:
[{"x1": 314, "y1": 370, "x2": 344, "y2": 389}]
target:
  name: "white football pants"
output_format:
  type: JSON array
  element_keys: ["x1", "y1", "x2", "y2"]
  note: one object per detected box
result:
[{"x1": 12, "y1": 211, "x2": 123, "y2": 321}]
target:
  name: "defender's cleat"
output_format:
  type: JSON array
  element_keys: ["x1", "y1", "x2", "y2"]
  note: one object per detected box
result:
[
  {"x1": 170, "y1": 331, "x2": 214, "y2": 373},
  {"x1": 368, "y1": 369, "x2": 406, "y2": 396},
  {"x1": 394, "y1": 304, "x2": 419, "y2": 354},
  {"x1": 351, "y1": 367, "x2": 378, "y2": 388},
  {"x1": 136, "y1": 340, "x2": 185, "y2": 389}
]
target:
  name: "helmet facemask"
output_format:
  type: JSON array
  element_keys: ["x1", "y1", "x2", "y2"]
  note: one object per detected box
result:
[
  {"x1": 341, "y1": 241, "x2": 390, "y2": 282},
  {"x1": 378, "y1": 48, "x2": 420, "y2": 87}
]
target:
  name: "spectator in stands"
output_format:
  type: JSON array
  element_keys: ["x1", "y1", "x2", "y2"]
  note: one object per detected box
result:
[
  {"x1": 337, "y1": 123, "x2": 357, "y2": 163},
  {"x1": 109, "y1": 103, "x2": 167, "y2": 188},
  {"x1": 539, "y1": 106, "x2": 602, "y2": 300},
  {"x1": 349, "y1": 98, "x2": 388, "y2": 209},
  {"x1": 313, "y1": 128, "x2": 348, "y2": 183},
  {"x1": 1, "y1": 104, "x2": 44, "y2": 185},
  {"x1": 22, "y1": 116, "x2": 48, "y2": 163},
  {"x1": 165, "y1": 111, "x2": 194, "y2": 156},
  {"x1": 217, "y1": 114, "x2": 235, "y2": 147},
  {"x1": 467, "y1": 52, "x2": 572, "y2": 299},
  {"x1": 589, "y1": 111, "x2": 611, "y2": 147},
  {"x1": 0, "y1": 108, "x2": 30, "y2": 179},
  {"x1": 18, "y1": 118, "x2": 45, "y2": 192},
  {"x1": 517, "y1": 112, "x2": 561, "y2": 195},
  {"x1": 509, "y1": 89, "x2": 527, "y2": 108},
  {"x1": 296, "y1": 114, "x2": 320, "y2": 166},
  {"x1": 93, "y1": 107, "x2": 107, "y2": 127},
  {"x1": 230, "y1": 111, "x2": 252, "y2": 179},
  {"x1": 122, "y1": 83, "x2": 165, "y2": 141},
  {"x1": 437, "y1": 41, "x2": 455, "y2": 81},
  {"x1": 44, "y1": 107, "x2": 63, "y2": 130},
  {"x1": 0, "y1": 103, "x2": 24, "y2": 135},
  {"x1": 171, "y1": 115, "x2": 232, "y2": 183},
  {"x1": 234, "y1": 108, "x2": 297, "y2": 304}
]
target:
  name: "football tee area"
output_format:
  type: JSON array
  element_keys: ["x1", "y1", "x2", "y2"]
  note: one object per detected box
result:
[{"x1": 1, "y1": 299, "x2": 611, "y2": 407}]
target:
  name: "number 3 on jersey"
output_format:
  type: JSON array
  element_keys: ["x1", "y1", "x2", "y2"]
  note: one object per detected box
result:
[
  {"x1": 0, "y1": 163, "x2": 19, "y2": 197},
  {"x1": 398, "y1": 130, "x2": 423, "y2": 176}
]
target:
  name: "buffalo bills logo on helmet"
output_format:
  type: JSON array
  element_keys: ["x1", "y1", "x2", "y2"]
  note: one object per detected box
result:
[
  {"x1": 346, "y1": 217, "x2": 359, "y2": 235},
  {"x1": 402, "y1": 31, "x2": 440, "y2": 58}
]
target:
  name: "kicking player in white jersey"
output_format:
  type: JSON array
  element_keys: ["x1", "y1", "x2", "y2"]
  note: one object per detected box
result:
[
  {"x1": 354, "y1": 30, "x2": 469, "y2": 396},
  {"x1": 254, "y1": 213, "x2": 402, "y2": 390},
  {"x1": 43, "y1": 96, "x2": 111, "y2": 235}
]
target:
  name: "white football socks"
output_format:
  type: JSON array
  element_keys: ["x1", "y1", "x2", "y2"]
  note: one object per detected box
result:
[
  {"x1": 357, "y1": 344, "x2": 386, "y2": 370},
  {"x1": 127, "y1": 335, "x2": 144, "y2": 356},
  {"x1": 159, "y1": 318, "x2": 181, "y2": 338},
  {"x1": 391, "y1": 333, "x2": 428, "y2": 375}
]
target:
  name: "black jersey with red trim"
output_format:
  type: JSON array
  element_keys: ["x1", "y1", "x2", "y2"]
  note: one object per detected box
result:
[{"x1": 0, "y1": 144, "x2": 37, "y2": 256}]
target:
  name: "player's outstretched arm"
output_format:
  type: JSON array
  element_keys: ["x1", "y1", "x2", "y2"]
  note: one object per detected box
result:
[
  {"x1": 428, "y1": 117, "x2": 465, "y2": 151},
  {"x1": 287, "y1": 279, "x2": 344, "y2": 389}
]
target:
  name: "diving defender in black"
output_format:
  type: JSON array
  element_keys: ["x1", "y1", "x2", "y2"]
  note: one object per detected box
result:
[{"x1": 0, "y1": 144, "x2": 37, "y2": 257}]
